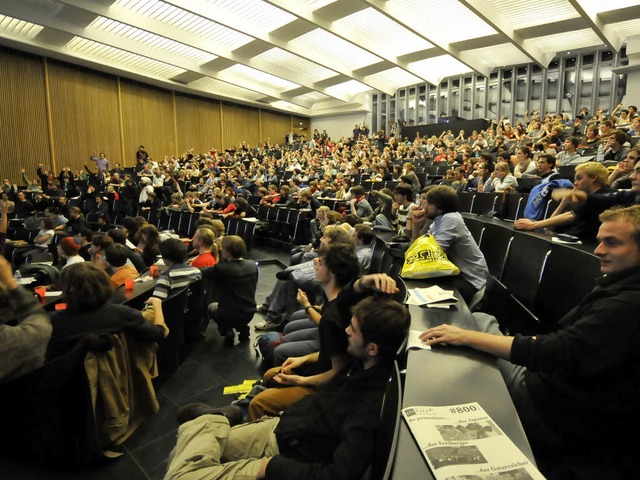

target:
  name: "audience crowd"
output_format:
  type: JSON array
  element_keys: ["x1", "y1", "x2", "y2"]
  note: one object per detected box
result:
[{"x1": 0, "y1": 102, "x2": 639, "y2": 479}]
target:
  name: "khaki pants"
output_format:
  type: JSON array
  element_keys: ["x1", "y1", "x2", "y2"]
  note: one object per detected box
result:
[
  {"x1": 165, "y1": 415, "x2": 280, "y2": 480},
  {"x1": 248, "y1": 367, "x2": 314, "y2": 421}
]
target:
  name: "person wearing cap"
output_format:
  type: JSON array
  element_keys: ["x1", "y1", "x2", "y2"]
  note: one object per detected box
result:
[{"x1": 57, "y1": 236, "x2": 85, "y2": 270}]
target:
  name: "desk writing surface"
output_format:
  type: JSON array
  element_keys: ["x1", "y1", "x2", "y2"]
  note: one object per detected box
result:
[{"x1": 392, "y1": 280, "x2": 535, "y2": 479}]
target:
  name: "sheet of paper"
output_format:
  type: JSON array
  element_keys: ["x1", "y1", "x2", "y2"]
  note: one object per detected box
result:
[{"x1": 406, "y1": 329, "x2": 431, "y2": 351}]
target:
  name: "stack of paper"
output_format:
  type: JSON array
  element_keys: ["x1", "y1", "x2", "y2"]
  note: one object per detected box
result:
[{"x1": 407, "y1": 285, "x2": 458, "y2": 308}]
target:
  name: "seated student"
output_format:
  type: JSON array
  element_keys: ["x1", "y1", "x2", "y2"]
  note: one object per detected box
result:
[
  {"x1": 420, "y1": 205, "x2": 640, "y2": 478},
  {"x1": 151, "y1": 239, "x2": 202, "y2": 301},
  {"x1": 105, "y1": 243, "x2": 139, "y2": 288},
  {"x1": 392, "y1": 182, "x2": 417, "y2": 238},
  {"x1": 73, "y1": 227, "x2": 93, "y2": 261},
  {"x1": 607, "y1": 147, "x2": 639, "y2": 190},
  {"x1": 555, "y1": 136, "x2": 583, "y2": 166},
  {"x1": 418, "y1": 185, "x2": 488, "y2": 303},
  {"x1": 522, "y1": 154, "x2": 573, "y2": 221},
  {"x1": 56, "y1": 236, "x2": 84, "y2": 270},
  {"x1": 255, "y1": 225, "x2": 354, "y2": 331},
  {"x1": 46, "y1": 262, "x2": 167, "y2": 360},
  {"x1": 0, "y1": 255, "x2": 52, "y2": 382},
  {"x1": 483, "y1": 161, "x2": 519, "y2": 192},
  {"x1": 88, "y1": 232, "x2": 114, "y2": 267},
  {"x1": 348, "y1": 185, "x2": 373, "y2": 220},
  {"x1": 135, "y1": 224, "x2": 161, "y2": 268},
  {"x1": 188, "y1": 227, "x2": 218, "y2": 268},
  {"x1": 107, "y1": 227, "x2": 147, "y2": 273},
  {"x1": 366, "y1": 188, "x2": 395, "y2": 231},
  {"x1": 248, "y1": 244, "x2": 363, "y2": 421},
  {"x1": 13, "y1": 216, "x2": 56, "y2": 267},
  {"x1": 515, "y1": 162, "x2": 611, "y2": 241},
  {"x1": 201, "y1": 236, "x2": 258, "y2": 346},
  {"x1": 165, "y1": 294, "x2": 410, "y2": 480}
]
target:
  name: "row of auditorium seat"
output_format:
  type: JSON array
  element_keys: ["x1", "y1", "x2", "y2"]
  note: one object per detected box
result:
[{"x1": 462, "y1": 213, "x2": 601, "y2": 335}]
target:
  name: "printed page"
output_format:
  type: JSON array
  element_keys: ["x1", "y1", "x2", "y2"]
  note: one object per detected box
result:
[{"x1": 402, "y1": 402, "x2": 545, "y2": 480}]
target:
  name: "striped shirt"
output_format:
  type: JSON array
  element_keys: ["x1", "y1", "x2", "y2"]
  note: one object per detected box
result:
[{"x1": 151, "y1": 263, "x2": 202, "y2": 300}]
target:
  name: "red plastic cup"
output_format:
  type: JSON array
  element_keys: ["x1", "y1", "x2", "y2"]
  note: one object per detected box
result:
[
  {"x1": 34, "y1": 286, "x2": 46, "y2": 300},
  {"x1": 149, "y1": 265, "x2": 159, "y2": 278},
  {"x1": 125, "y1": 279, "x2": 135, "y2": 290}
]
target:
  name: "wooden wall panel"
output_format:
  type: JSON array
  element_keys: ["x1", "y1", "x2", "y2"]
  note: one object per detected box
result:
[
  {"x1": 48, "y1": 61, "x2": 121, "y2": 171},
  {"x1": 221, "y1": 103, "x2": 259, "y2": 150},
  {"x1": 0, "y1": 48, "x2": 50, "y2": 183},
  {"x1": 261, "y1": 110, "x2": 291, "y2": 145},
  {"x1": 120, "y1": 80, "x2": 175, "y2": 164},
  {"x1": 175, "y1": 94, "x2": 221, "y2": 156}
]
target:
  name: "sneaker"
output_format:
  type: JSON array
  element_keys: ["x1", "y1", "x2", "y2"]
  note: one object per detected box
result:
[
  {"x1": 256, "y1": 304, "x2": 269, "y2": 314},
  {"x1": 176, "y1": 403, "x2": 244, "y2": 427},
  {"x1": 254, "y1": 319, "x2": 282, "y2": 331}
]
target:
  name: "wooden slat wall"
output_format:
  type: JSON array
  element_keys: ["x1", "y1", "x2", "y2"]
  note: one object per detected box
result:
[
  {"x1": 175, "y1": 93, "x2": 222, "y2": 156},
  {"x1": 221, "y1": 103, "x2": 260, "y2": 150},
  {"x1": 48, "y1": 61, "x2": 121, "y2": 171},
  {"x1": 260, "y1": 110, "x2": 292, "y2": 145},
  {"x1": 0, "y1": 46, "x2": 309, "y2": 183},
  {"x1": 120, "y1": 80, "x2": 175, "y2": 165},
  {"x1": 0, "y1": 48, "x2": 50, "y2": 183}
]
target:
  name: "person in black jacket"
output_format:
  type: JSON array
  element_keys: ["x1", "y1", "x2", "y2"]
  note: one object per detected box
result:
[
  {"x1": 420, "y1": 204, "x2": 640, "y2": 478},
  {"x1": 165, "y1": 290, "x2": 409, "y2": 480}
]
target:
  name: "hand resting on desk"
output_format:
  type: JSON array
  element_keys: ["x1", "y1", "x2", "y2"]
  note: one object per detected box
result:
[{"x1": 420, "y1": 323, "x2": 514, "y2": 360}]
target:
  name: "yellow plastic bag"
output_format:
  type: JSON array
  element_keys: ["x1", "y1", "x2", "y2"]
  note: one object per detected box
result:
[{"x1": 400, "y1": 234, "x2": 460, "y2": 279}]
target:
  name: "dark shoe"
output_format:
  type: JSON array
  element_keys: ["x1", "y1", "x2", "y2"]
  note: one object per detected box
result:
[
  {"x1": 256, "y1": 304, "x2": 269, "y2": 314},
  {"x1": 254, "y1": 319, "x2": 282, "y2": 331},
  {"x1": 176, "y1": 403, "x2": 244, "y2": 426},
  {"x1": 275, "y1": 270, "x2": 292, "y2": 281},
  {"x1": 237, "y1": 326, "x2": 251, "y2": 342},
  {"x1": 223, "y1": 330, "x2": 235, "y2": 347},
  {"x1": 176, "y1": 403, "x2": 217, "y2": 425},
  {"x1": 213, "y1": 405, "x2": 244, "y2": 427}
]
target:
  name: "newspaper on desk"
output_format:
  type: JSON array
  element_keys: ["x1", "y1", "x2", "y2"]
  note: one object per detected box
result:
[
  {"x1": 402, "y1": 402, "x2": 545, "y2": 480},
  {"x1": 406, "y1": 285, "x2": 458, "y2": 309}
]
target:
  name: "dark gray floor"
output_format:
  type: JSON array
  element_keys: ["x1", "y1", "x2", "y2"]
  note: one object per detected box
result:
[{"x1": 0, "y1": 245, "x2": 290, "y2": 480}]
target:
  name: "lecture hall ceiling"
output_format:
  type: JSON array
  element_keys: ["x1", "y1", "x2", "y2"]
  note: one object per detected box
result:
[{"x1": 0, "y1": 0, "x2": 638, "y2": 117}]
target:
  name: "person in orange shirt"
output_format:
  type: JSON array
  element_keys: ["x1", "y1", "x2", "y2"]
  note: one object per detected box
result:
[
  {"x1": 105, "y1": 243, "x2": 139, "y2": 288},
  {"x1": 189, "y1": 228, "x2": 218, "y2": 268}
]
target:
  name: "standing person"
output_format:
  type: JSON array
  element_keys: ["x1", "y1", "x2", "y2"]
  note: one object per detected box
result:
[
  {"x1": 136, "y1": 145, "x2": 149, "y2": 163},
  {"x1": 165, "y1": 294, "x2": 410, "y2": 480},
  {"x1": 201, "y1": 236, "x2": 258, "y2": 346},
  {"x1": 89, "y1": 151, "x2": 110, "y2": 172},
  {"x1": 420, "y1": 205, "x2": 640, "y2": 478}
]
